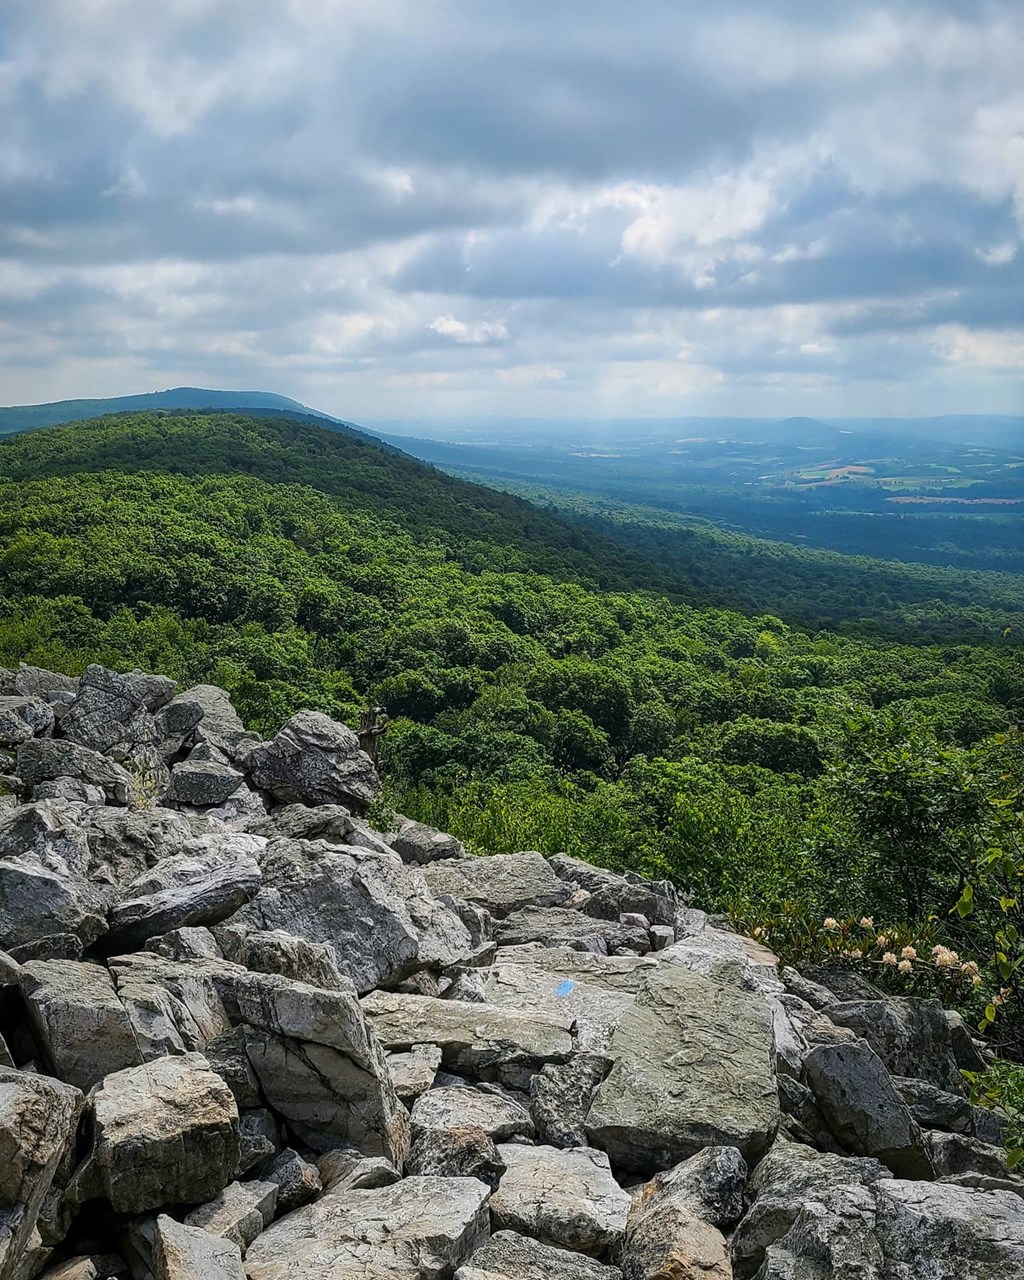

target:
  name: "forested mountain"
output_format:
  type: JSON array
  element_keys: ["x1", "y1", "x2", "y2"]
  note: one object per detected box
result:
[
  {"x1": 0, "y1": 386, "x2": 344, "y2": 437},
  {"x1": 1, "y1": 410, "x2": 1021, "y2": 949}
]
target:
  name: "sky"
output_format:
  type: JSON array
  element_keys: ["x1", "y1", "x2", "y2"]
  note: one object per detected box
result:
[{"x1": 0, "y1": 0, "x2": 1022, "y2": 421}]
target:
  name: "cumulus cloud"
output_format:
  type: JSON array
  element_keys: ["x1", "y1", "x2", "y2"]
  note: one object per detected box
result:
[{"x1": 0, "y1": 0, "x2": 1021, "y2": 416}]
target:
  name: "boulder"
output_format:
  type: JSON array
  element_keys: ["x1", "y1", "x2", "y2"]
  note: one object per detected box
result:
[
  {"x1": 530, "y1": 1054, "x2": 609, "y2": 1148},
  {"x1": 9, "y1": 666, "x2": 77, "y2": 701},
  {"x1": 0, "y1": 1068, "x2": 84, "y2": 1280},
  {"x1": 406, "y1": 1126, "x2": 506, "y2": 1189},
  {"x1": 756, "y1": 1177, "x2": 1024, "y2": 1279},
  {"x1": 730, "y1": 1142, "x2": 892, "y2": 1278},
  {"x1": 925, "y1": 1129, "x2": 1016, "y2": 1180},
  {"x1": 152, "y1": 1215, "x2": 245, "y2": 1280},
  {"x1": 39, "y1": 1257, "x2": 129, "y2": 1280},
  {"x1": 184, "y1": 1179, "x2": 278, "y2": 1255},
  {"x1": 262, "y1": 1148, "x2": 321, "y2": 1214},
  {"x1": 19, "y1": 959, "x2": 143, "y2": 1090},
  {"x1": 582, "y1": 883, "x2": 678, "y2": 929},
  {"x1": 234, "y1": 970, "x2": 409, "y2": 1161},
  {"x1": 622, "y1": 1148, "x2": 746, "y2": 1280},
  {"x1": 0, "y1": 697, "x2": 54, "y2": 747},
  {"x1": 109, "y1": 951, "x2": 241, "y2": 1060},
  {"x1": 72, "y1": 1052, "x2": 240, "y2": 1213},
  {"x1": 457, "y1": 1230, "x2": 623, "y2": 1279},
  {"x1": 411, "y1": 1085, "x2": 534, "y2": 1142},
  {"x1": 490, "y1": 1143, "x2": 630, "y2": 1257},
  {"x1": 238, "y1": 1108, "x2": 279, "y2": 1174},
  {"x1": 217, "y1": 928, "x2": 346, "y2": 990},
  {"x1": 803, "y1": 1041, "x2": 933, "y2": 1178},
  {"x1": 104, "y1": 840, "x2": 263, "y2": 951},
  {"x1": 16, "y1": 740, "x2": 131, "y2": 805},
  {"x1": 423, "y1": 852, "x2": 570, "y2": 918},
  {"x1": 166, "y1": 760, "x2": 244, "y2": 808},
  {"x1": 826, "y1": 994, "x2": 964, "y2": 1092},
  {"x1": 389, "y1": 820, "x2": 467, "y2": 864},
  {"x1": 59, "y1": 665, "x2": 161, "y2": 754},
  {"x1": 243, "y1": 1176, "x2": 491, "y2": 1280},
  {"x1": 387, "y1": 1043, "x2": 443, "y2": 1102},
  {"x1": 31, "y1": 779, "x2": 104, "y2": 805},
  {"x1": 495, "y1": 907, "x2": 649, "y2": 955},
  {"x1": 243, "y1": 711, "x2": 379, "y2": 810},
  {"x1": 0, "y1": 802, "x2": 109, "y2": 950},
  {"x1": 893, "y1": 1075, "x2": 973, "y2": 1135},
  {"x1": 226, "y1": 839, "x2": 472, "y2": 994},
  {"x1": 585, "y1": 962, "x2": 779, "y2": 1171},
  {"x1": 362, "y1": 990, "x2": 572, "y2": 1089}
]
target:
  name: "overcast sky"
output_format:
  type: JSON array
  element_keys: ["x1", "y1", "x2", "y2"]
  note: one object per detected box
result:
[{"x1": 1, "y1": 1, "x2": 1022, "y2": 420}]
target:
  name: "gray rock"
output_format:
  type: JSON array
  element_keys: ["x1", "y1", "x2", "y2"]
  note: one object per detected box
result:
[
  {"x1": 495, "y1": 907, "x2": 649, "y2": 955},
  {"x1": 729, "y1": 1142, "x2": 891, "y2": 1278},
  {"x1": 166, "y1": 760, "x2": 244, "y2": 808},
  {"x1": 238, "y1": 1109, "x2": 279, "y2": 1175},
  {"x1": 799, "y1": 965, "x2": 882, "y2": 1002},
  {"x1": 804, "y1": 1041, "x2": 933, "y2": 1178},
  {"x1": 894, "y1": 1075, "x2": 973, "y2": 1134},
  {"x1": 17, "y1": 740, "x2": 131, "y2": 804},
  {"x1": 218, "y1": 928, "x2": 346, "y2": 990},
  {"x1": 826, "y1": 994, "x2": 964, "y2": 1092},
  {"x1": 229, "y1": 970, "x2": 407, "y2": 1164},
  {"x1": 243, "y1": 1176, "x2": 491, "y2": 1280},
  {"x1": 10, "y1": 666, "x2": 77, "y2": 701},
  {"x1": 648, "y1": 925, "x2": 673, "y2": 951},
  {"x1": 757, "y1": 1177, "x2": 1024, "y2": 1279},
  {"x1": 389, "y1": 820, "x2": 467, "y2": 864},
  {"x1": 0, "y1": 802, "x2": 109, "y2": 950},
  {"x1": 59, "y1": 664, "x2": 159, "y2": 754},
  {"x1": 422, "y1": 852, "x2": 571, "y2": 918},
  {"x1": 152, "y1": 1214, "x2": 245, "y2": 1280},
  {"x1": 38, "y1": 1256, "x2": 129, "y2": 1280},
  {"x1": 457, "y1": 1231, "x2": 623, "y2": 1280},
  {"x1": 624, "y1": 1200, "x2": 730, "y2": 1280},
  {"x1": 105, "y1": 841, "x2": 263, "y2": 950},
  {"x1": 484, "y1": 947, "x2": 650, "y2": 1056},
  {"x1": 411, "y1": 1085, "x2": 533, "y2": 1142},
  {"x1": 19, "y1": 959, "x2": 143, "y2": 1091},
  {"x1": 586, "y1": 962, "x2": 779, "y2": 1172},
  {"x1": 0, "y1": 697, "x2": 54, "y2": 747},
  {"x1": 582, "y1": 883, "x2": 678, "y2": 929},
  {"x1": 946, "y1": 1008, "x2": 988, "y2": 1072},
  {"x1": 406, "y1": 1126, "x2": 506, "y2": 1189},
  {"x1": 925, "y1": 1129, "x2": 1015, "y2": 1180},
  {"x1": 227, "y1": 839, "x2": 472, "y2": 994},
  {"x1": 548, "y1": 854, "x2": 635, "y2": 895},
  {"x1": 145, "y1": 926, "x2": 223, "y2": 960},
  {"x1": 530, "y1": 1054, "x2": 609, "y2": 1148},
  {"x1": 490, "y1": 1143, "x2": 630, "y2": 1257},
  {"x1": 444, "y1": 968, "x2": 489, "y2": 1002},
  {"x1": 637, "y1": 1146, "x2": 747, "y2": 1231},
  {"x1": 72, "y1": 1052, "x2": 240, "y2": 1213},
  {"x1": 204, "y1": 1027, "x2": 262, "y2": 1107},
  {"x1": 316, "y1": 1149, "x2": 401, "y2": 1193},
  {"x1": 184, "y1": 1179, "x2": 278, "y2": 1255},
  {"x1": 109, "y1": 951, "x2": 240, "y2": 1059},
  {"x1": 780, "y1": 965, "x2": 838, "y2": 1010},
  {"x1": 387, "y1": 1043, "x2": 443, "y2": 1102},
  {"x1": 0, "y1": 1067, "x2": 83, "y2": 1280},
  {"x1": 244, "y1": 710, "x2": 379, "y2": 810},
  {"x1": 777, "y1": 1074, "x2": 844, "y2": 1153},
  {"x1": 362, "y1": 990, "x2": 573, "y2": 1089},
  {"x1": 30, "y1": 779, "x2": 105, "y2": 805},
  {"x1": 262, "y1": 1148, "x2": 321, "y2": 1213}
]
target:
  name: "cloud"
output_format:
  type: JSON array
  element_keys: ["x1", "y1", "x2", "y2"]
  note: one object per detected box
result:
[{"x1": 0, "y1": 0, "x2": 1021, "y2": 416}]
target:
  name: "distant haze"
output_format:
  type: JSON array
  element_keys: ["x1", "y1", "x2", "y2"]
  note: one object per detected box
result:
[{"x1": 0, "y1": 2, "x2": 1021, "y2": 419}]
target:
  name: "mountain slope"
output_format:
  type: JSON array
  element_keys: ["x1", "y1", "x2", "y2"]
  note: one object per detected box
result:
[{"x1": 0, "y1": 386, "x2": 347, "y2": 437}]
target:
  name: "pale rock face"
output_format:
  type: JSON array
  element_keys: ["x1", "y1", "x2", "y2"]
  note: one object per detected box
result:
[
  {"x1": 411, "y1": 1085, "x2": 534, "y2": 1142},
  {"x1": 422, "y1": 851, "x2": 571, "y2": 918},
  {"x1": 456, "y1": 1230, "x2": 623, "y2": 1279},
  {"x1": 19, "y1": 959, "x2": 143, "y2": 1090},
  {"x1": 490, "y1": 1143, "x2": 630, "y2": 1258},
  {"x1": 243, "y1": 1176, "x2": 491, "y2": 1280},
  {"x1": 585, "y1": 962, "x2": 780, "y2": 1172},
  {"x1": 152, "y1": 1215, "x2": 245, "y2": 1280},
  {"x1": 72, "y1": 1052, "x2": 240, "y2": 1214},
  {"x1": 183, "y1": 1179, "x2": 278, "y2": 1255},
  {"x1": 387, "y1": 1043, "x2": 444, "y2": 1101}
]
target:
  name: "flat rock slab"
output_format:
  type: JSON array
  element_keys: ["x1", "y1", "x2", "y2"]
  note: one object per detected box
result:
[
  {"x1": 585, "y1": 962, "x2": 779, "y2": 1172},
  {"x1": 243, "y1": 1175, "x2": 491, "y2": 1280},
  {"x1": 484, "y1": 947, "x2": 651, "y2": 1056},
  {"x1": 184, "y1": 1178, "x2": 278, "y2": 1254},
  {"x1": 362, "y1": 990, "x2": 572, "y2": 1086},
  {"x1": 422, "y1": 853, "x2": 570, "y2": 918},
  {"x1": 490, "y1": 1144, "x2": 630, "y2": 1257},
  {"x1": 412, "y1": 1085, "x2": 534, "y2": 1141},
  {"x1": 457, "y1": 1230, "x2": 623, "y2": 1279},
  {"x1": 387, "y1": 1044, "x2": 443, "y2": 1101}
]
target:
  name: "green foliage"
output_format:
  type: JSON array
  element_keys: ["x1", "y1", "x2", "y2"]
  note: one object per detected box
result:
[{"x1": 964, "y1": 1060, "x2": 1024, "y2": 1169}]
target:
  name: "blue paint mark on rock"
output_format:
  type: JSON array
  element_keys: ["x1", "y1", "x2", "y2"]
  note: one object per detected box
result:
[{"x1": 555, "y1": 979, "x2": 576, "y2": 997}]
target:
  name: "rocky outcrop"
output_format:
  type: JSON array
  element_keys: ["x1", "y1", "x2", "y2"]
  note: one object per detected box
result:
[{"x1": 0, "y1": 662, "x2": 1016, "y2": 1280}]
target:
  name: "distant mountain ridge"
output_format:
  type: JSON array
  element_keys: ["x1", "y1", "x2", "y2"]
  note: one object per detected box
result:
[{"x1": 0, "y1": 387, "x2": 357, "y2": 437}]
